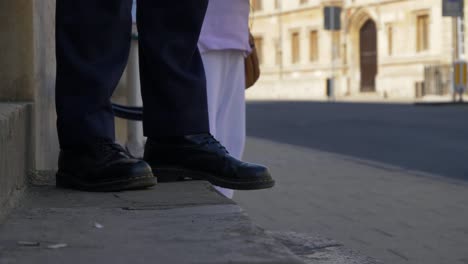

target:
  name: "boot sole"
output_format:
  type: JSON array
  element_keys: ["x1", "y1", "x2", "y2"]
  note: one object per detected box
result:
[
  {"x1": 56, "y1": 172, "x2": 157, "y2": 192},
  {"x1": 152, "y1": 167, "x2": 275, "y2": 190}
]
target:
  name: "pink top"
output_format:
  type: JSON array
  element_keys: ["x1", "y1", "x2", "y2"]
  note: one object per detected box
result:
[{"x1": 198, "y1": 0, "x2": 251, "y2": 54}]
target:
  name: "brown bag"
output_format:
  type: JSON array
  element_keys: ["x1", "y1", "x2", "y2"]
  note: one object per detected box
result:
[{"x1": 245, "y1": 33, "x2": 261, "y2": 89}]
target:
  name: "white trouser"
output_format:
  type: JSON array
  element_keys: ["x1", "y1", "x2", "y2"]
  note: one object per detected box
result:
[{"x1": 201, "y1": 50, "x2": 246, "y2": 199}]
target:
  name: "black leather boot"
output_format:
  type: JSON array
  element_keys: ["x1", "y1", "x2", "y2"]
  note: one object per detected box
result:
[
  {"x1": 144, "y1": 134, "x2": 275, "y2": 190},
  {"x1": 57, "y1": 140, "x2": 156, "y2": 192}
]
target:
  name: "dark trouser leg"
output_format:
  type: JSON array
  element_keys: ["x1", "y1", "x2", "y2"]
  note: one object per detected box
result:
[
  {"x1": 55, "y1": 0, "x2": 133, "y2": 147},
  {"x1": 136, "y1": 0, "x2": 210, "y2": 137}
]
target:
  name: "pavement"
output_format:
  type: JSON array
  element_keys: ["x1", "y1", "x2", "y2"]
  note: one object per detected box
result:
[
  {"x1": 234, "y1": 101, "x2": 468, "y2": 264},
  {"x1": 0, "y1": 181, "x2": 299, "y2": 264},
  {"x1": 0, "y1": 180, "x2": 381, "y2": 264}
]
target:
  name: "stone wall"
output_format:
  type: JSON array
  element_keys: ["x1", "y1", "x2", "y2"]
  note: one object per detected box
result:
[{"x1": 0, "y1": 0, "x2": 59, "y2": 173}]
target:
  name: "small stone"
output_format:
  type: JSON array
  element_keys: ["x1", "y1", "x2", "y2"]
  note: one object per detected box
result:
[
  {"x1": 94, "y1": 222, "x2": 104, "y2": 229},
  {"x1": 47, "y1": 243, "x2": 68, "y2": 249}
]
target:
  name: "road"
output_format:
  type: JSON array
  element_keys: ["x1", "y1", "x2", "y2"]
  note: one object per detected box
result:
[{"x1": 235, "y1": 101, "x2": 468, "y2": 264}]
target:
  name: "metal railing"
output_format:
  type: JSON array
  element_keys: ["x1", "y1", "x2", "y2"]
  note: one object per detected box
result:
[{"x1": 112, "y1": 33, "x2": 144, "y2": 156}]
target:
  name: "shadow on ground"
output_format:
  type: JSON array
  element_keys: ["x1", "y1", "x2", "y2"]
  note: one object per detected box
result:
[{"x1": 246, "y1": 101, "x2": 468, "y2": 181}]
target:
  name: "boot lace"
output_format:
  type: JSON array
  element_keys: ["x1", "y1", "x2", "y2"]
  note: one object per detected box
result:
[
  {"x1": 200, "y1": 135, "x2": 228, "y2": 154},
  {"x1": 94, "y1": 141, "x2": 134, "y2": 163}
]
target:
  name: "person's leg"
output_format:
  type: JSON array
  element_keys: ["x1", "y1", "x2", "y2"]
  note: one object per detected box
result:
[
  {"x1": 201, "y1": 51, "x2": 222, "y2": 138},
  {"x1": 209, "y1": 50, "x2": 246, "y2": 199},
  {"x1": 136, "y1": 0, "x2": 209, "y2": 136},
  {"x1": 56, "y1": 0, "x2": 133, "y2": 147},
  {"x1": 201, "y1": 50, "x2": 236, "y2": 199},
  {"x1": 201, "y1": 50, "x2": 246, "y2": 159},
  {"x1": 202, "y1": 52, "x2": 223, "y2": 138},
  {"x1": 216, "y1": 50, "x2": 246, "y2": 160},
  {"x1": 55, "y1": 0, "x2": 156, "y2": 191}
]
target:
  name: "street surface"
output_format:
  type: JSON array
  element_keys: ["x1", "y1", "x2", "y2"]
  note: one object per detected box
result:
[{"x1": 235, "y1": 101, "x2": 468, "y2": 264}]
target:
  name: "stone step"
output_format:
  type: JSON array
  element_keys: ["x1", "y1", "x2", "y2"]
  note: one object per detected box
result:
[
  {"x1": 0, "y1": 182, "x2": 305, "y2": 264},
  {"x1": 0, "y1": 103, "x2": 32, "y2": 220}
]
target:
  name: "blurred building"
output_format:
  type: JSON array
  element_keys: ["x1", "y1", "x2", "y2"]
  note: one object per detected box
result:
[{"x1": 249, "y1": 0, "x2": 467, "y2": 100}]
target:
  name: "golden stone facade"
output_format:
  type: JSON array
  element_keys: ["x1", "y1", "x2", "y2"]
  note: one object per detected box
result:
[{"x1": 249, "y1": 0, "x2": 466, "y2": 100}]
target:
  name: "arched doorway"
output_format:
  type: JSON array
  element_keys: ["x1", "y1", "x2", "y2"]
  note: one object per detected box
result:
[{"x1": 359, "y1": 19, "x2": 377, "y2": 92}]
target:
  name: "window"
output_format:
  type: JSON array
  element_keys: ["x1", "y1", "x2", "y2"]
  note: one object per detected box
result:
[
  {"x1": 254, "y1": 36, "x2": 264, "y2": 64},
  {"x1": 309, "y1": 30, "x2": 319, "y2": 62},
  {"x1": 416, "y1": 14, "x2": 430, "y2": 52},
  {"x1": 387, "y1": 24, "x2": 393, "y2": 56},
  {"x1": 332, "y1": 31, "x2": 341, "y2": 59},
  {"x1": 251, "y1": 0, "x2": 263, "y2": 12},
  {"x1": 291, "y1": 32, "x2": 300, "y2": 64}
]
